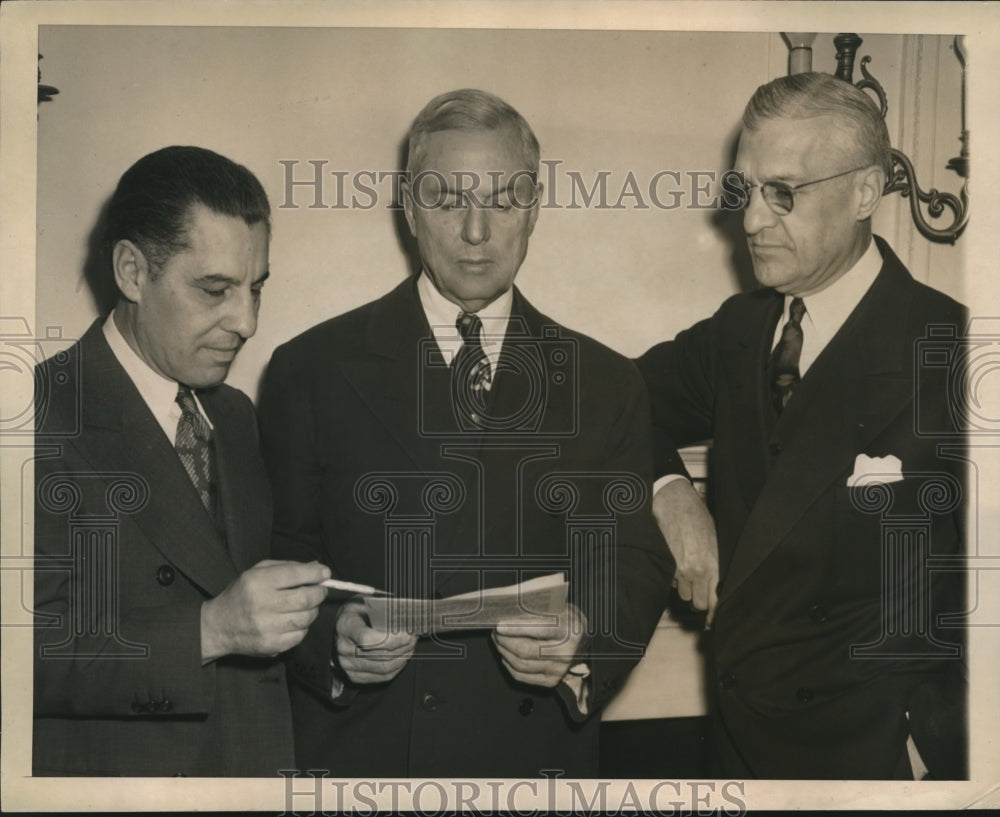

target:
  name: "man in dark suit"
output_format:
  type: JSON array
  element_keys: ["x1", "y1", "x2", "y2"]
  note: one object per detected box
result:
[
  {"x1": 637, "y1": 72, "x2": 967, "y2": 779},
  {"x1": 33, "y1": 146, "x2": 329, "y2": 776},
  {"x1": 258, "y1": 89, "x2": 678, "y2": 777}
]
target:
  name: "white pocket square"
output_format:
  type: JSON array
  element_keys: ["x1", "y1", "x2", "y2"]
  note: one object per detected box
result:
[{"x1": 847, "y1": 453, "x2": 904, "y2": 487}]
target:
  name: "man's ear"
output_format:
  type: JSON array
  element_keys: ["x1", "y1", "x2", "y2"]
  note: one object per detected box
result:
[
  {"x1": 400, "y1": 178, "x2": 417, "y2": 237},
  {"x1": 855, "y1": 166, "x2": 885, "y2": 222},
  {"x1": 112, "y1": 240, "x2": 149, "y2": 303}
]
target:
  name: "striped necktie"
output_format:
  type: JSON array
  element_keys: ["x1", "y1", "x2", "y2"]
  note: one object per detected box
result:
[
  {"x1": 174, "y1": 387, "x2": 216, "y2": 514},
  {"x1": 452, "y1": 311, "x2": 492, "y2": 424},
  {"x1": 768, "y1": 297, "x2": 806, "y2": 414}
]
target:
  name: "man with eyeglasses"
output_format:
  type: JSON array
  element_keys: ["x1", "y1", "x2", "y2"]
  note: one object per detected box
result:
[{"x1": 637, "y1": 72, "x2": 967, "y2": 779}]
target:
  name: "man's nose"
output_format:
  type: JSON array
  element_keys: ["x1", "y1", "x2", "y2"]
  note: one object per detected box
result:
[
  {"x1": 224, "y1": 287, "x2": 259, "y2": 340},
  {"x1": 461, "y1": 204, "x2": 490, "y2": 245},
  {"x1": 742, "y1": 186, "x2": 778, "y2": 236}
]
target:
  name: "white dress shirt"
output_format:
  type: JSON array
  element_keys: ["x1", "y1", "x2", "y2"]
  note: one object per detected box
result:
[
  {"x1": 103, "y1": 310, "x2": 212, "y2": 443},
  {"x1": 771, "y1": 239, "x2": 883, "y2": 372},
  {"x1": 416, "y1": 271, "x2": 512, "y2": 386}
]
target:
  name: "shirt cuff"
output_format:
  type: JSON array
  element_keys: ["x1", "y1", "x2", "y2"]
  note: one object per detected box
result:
[
  {"x1": 653, "y1": 473, "x2": 690, "y2": 495},
  {"x1": 561, "y1": 662, "x2": 591, "y2": 717},
  {"x1": 329, "y1": 659, "x2": 346, "y2": 700}
]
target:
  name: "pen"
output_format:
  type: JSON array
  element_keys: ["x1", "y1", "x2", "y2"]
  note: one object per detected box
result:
[{"x1": 320, "y1": 578, "x2": 388, "y2": 595}]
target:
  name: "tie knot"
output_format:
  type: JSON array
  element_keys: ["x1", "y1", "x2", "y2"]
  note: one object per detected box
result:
[
  {"x1": 456, "y1": 312, "x2": 482, "y2": 342},
  {"x1": 789, "y1": 297, "x2": 806, "y2": 324},
  {"x1": 175, "y1": 387, "x2": 199, "y2": 414},
  {"x1": 175, "y1": 388, "x2": 209, "y2": 437}
]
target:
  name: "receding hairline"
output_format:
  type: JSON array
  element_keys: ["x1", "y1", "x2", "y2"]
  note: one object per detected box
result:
[
  {"x1": 407, "y1": 122, "x2": 538, "y2": 172},
  {"x1": 740, "y1": 73, "x2": 892, "y2": 178},
  {"x1": 405, "y1": 89, "x2": 540, "y2": 175}
]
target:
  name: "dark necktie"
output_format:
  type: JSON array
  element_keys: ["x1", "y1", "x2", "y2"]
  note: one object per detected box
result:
[
  {"x1": 174, "y1": 387, "x2": 216, "y2": 515},
  {"x1": 769, "y1": 297, "x2": 806, "y2": 414},
  {"x1": 452, "y1": 312, "x2": 492, "y2": 422}
]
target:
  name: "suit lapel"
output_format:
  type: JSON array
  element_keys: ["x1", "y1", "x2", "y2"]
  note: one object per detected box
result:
[
  {"x1": 76, "y1": 324, "x2": 237, "y2": 596},
  {"x1": 719, "y1": 248, "x2": 918, "y2": 604},
  {"x1": 339, "y1": 277, "x2": 448, "y2": 474},
  {"x1": 488, "y1": 289, "x2": 577, "y2": 437},
  {"x1": 721, "y1": 291, "x2": 783, "y2": 511},
  {"x1": 201, "y1": 390, "x2": 268, "y2": 573}
]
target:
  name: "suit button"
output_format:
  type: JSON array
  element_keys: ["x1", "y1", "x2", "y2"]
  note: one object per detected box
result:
[
  {"x1": 796, "y1": 687, "x2": 814, "y2": 703},
  {"x1": 768, "y1": 442, "x2": 782, "y2": 457},
  {"x1": 160, "y1": 699, "x2": 172, "y2": 713},
  {"x1": 519, "y1": 697, "x2": 534, "y2": 716},
  {"x1": 719, "y1": 672, "x2": 736, "y2": 690},
  {"x1": 156, "y1": 565, "x2": 175, "y2": 586},
  {"x1": 421, "y1": 692, "x2": 439, "y2": 711},
  {"x1": 810, "y1": 604, "x2": 829, "y2": 623}
]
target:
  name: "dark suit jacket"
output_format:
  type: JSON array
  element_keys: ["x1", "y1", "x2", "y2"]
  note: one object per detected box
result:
[
  {"x1": 637, "y1": 237, "x2": 967, "y2": 779},
  {"x1": 258, "y1": 277, "x2": 675, "y2": 777},
  {"x1": 33, "y1": 320, "x2": 294, "y2": 776}
]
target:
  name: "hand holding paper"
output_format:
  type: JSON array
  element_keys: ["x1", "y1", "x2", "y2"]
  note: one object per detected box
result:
[
  {"x1": 493, "y1": 602, "x2": 587, "y2": 689},
  {"x1": 364, "y1": 573, "x2": 569, "y2": 635},
  {"x1": 334, "y1": 600, "x2": 417, "y2": 684}
]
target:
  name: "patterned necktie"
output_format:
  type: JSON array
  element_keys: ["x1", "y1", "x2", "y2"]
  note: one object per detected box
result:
[
  {"x1": 452, "y1": 311, "x2": 492, "y2": 422},
  {"x1": 174, "y1": 387, "x2": 216, "y2": 515},
  {"x1": 769, "y1": 297, "x2": 806, "y2": 414}
]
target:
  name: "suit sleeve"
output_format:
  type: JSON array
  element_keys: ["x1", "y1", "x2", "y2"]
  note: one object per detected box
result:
[
  {"x1": 258, "y1": 343, "x2": 345, "y2": 703},
  {"x1": 579, "y1": 361, "x2": 677, "y2": 714},
  {"x1": 33, "y1": 440, "x2": 216, "y2": 718},
  {"x1": 635, "y1": 314, "x2": 719, "y2": 470}
]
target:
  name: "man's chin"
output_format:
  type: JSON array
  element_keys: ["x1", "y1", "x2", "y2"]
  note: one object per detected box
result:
[
  {"x1": 181, "y1": 366, "x2": 231, "y2": 390},
  {"x1": 750, "y1": 262, "x2": 791, "y2": 291}
]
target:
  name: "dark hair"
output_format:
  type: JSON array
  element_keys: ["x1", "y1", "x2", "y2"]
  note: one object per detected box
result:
[
  {"x1": 742, "y1": 72, "x2": 892, "y2": 179},
  {"x1": 105, "y1": 145, "x2": 270, "y2": 273},
  {"x1": 406, "y1": 88, "x2": 540, "y2": 175}
]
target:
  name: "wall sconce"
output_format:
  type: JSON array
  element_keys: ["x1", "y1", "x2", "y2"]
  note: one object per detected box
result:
[
  {"x1": 781, "y1": 32, "x2": 817, "y2": 74},
  {"x1": 785, "y1": 33, "x2": 969, "y2": 244}
]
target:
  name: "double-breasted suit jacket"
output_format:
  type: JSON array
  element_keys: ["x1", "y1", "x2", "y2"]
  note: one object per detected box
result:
[
  {"x1": 33, "y1": 321, "x2": 293, "y2": 776},
  {"x1": 637, "y1": 238, "x2": 967, "y2": 779},
  {"x1": 258, "y1": 277, "x2": 676, "y2": 778}
]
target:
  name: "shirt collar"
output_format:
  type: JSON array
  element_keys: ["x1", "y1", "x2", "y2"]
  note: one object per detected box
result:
[
  {"x1": 416, "y1": 271, "x2": 513, "y2": 370},
  {"x1": 788, "y1": 239, "x2": 883, "y2": 350},
  {"x1": 103, "y1": 309, "x2": 212, "y2": 441}
]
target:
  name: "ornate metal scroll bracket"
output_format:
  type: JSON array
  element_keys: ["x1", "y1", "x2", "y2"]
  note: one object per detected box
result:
[
  {"x1": 885, "y1": 147, "x2": 969, "y2": 244},
  {"x1": 832, "y1": 33, "x2": 969, "y2": 244}
]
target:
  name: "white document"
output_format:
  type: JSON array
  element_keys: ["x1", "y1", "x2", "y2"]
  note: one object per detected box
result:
[{"x1": 364, "y1": 573, "x2": 568, "y2": 635}]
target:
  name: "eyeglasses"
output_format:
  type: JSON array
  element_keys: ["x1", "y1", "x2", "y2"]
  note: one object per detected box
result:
[{"x1": 723, "y1": 165, "x2": 869, "y2": 215}]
